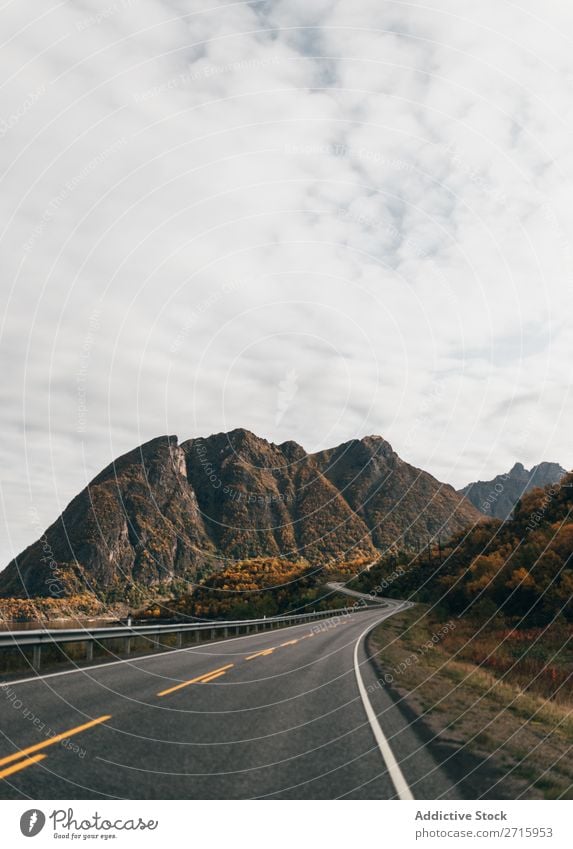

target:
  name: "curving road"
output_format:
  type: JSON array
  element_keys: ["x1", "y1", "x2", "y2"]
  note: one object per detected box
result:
[{"x1": 0, "y1": 603, "x2": 455, "y2": 799}]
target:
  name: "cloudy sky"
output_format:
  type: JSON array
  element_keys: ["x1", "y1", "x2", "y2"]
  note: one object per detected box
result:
[{"x1": 1, "y1": 0, "x2": 573, "y2": 565}]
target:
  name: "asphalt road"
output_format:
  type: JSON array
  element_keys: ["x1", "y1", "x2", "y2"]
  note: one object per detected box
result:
[{"x1": 0, "y1": 603, "x2": 456, "y2": 799}]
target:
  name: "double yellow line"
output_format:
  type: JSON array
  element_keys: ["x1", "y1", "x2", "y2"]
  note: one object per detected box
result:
[
  {"x1": 157, "y1": 663, "x2": 234, "y2": 697},
  {"x1": 245, "y1": 648, "x2": 276, "y2": 660},
  {"x1": 245, "y1": 633, "x2": 315, "y2": 661},
  {"x1": 0, "y1": 715, "x2": 111, "y2": 780},
  {"x1": 1, "y1": 626, "x2": 316, "y2": 777}
]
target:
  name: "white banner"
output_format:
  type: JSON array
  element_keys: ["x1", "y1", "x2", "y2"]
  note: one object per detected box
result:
[{"x1": 1, "y1": 800, "x2": 570, "y2": 849}]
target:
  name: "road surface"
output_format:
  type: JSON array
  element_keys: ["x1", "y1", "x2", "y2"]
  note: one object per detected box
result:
[
  {"x1": 325, "y1": 581, "x2": 391, "y2": 603},
  {"x1": 0, "y1": 603, "x2": 455, "y2": 799}
]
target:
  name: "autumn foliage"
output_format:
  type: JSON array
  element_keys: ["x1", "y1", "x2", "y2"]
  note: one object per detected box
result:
[
  {"x1": 0, "y1": 593, "x2": 105, "y2": 623},
  {"x1": 355, "y1": 473, "x2": 573, "y2": 626}
]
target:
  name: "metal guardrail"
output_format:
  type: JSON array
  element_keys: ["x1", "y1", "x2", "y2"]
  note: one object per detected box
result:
[{"x1": 0, "y1": 606, "x2": 373, "y2": 671}]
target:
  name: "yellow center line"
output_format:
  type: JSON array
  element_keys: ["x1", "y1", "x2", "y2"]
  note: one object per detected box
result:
[
  {"x1": 157, "y1": 664, "x2": 234, "y2": 696},
  {"x1": 280, "y1": 639, "x2": 299, "y2": 647},
  {"x1": 200, "y1": 670, "x2": 229, "y2": 683},
  {"x1": 0, "y1": 715, "x2": 112, "y2": 769},
  {"x1": 245, "y1": 648, "x2": 276, "y2": 660},
  {"x1": 0, "y1": 753, "x2": 47, "y2": 780}
]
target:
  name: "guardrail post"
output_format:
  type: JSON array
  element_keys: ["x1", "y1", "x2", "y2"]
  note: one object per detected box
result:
[
  {"x1": 223, "y1": 627, "x2": 228, "y2": 638},
  {"x1": 125, "y1": 637, "x2": 131, "y2": 656},
  {"x1": 86, "y1": 641, "x2": 93, "y2": 662},
  {"x1": 195, "y1": 630, "x2": 200, "y2": 642},
  {"x1": 32, "y1": 644, "x2": 41, "y2": 670},
  {"x1": 176, "y1": 632, "x2": 183, "y2": 648},
  {"x1": 210, "y1": 628, "x2": 216, "y2": 640}
]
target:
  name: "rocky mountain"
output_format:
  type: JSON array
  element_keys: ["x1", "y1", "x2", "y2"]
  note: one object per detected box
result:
[
  {"x1": 0, "y1": 436, "x2": 217, "y2": 599},
  {"x1": 313, "y1": 436, "x2": 479, "y2": 549},
  {"x1": 459, "y1": 461, "x2": 567, "y2": 521},
  {"x1": 0, "y1": 429, "x2": 482, "y2": 599}
]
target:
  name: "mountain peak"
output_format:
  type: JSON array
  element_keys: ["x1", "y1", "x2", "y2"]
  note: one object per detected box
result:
[
  {"x1": 0, "y1": 428, "x2": 483, "y2": 600},
  {"x1": 359, "y1": 434, "x2": 394, "y2": 453},
  {"x1": 277, "y1": 439, "x2": 306, "y2": 461},
  {"x1": 460, "y1": 460, "x2": 567, "y2": 520}
]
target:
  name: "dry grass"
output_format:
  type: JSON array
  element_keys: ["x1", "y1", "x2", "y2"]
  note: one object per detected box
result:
[
  {"x1": 369, "y1": 606, "x2": 573, "y2": 799},
  {"x1": 439, "y1": 621, "x2": 573, "y2": 706}
]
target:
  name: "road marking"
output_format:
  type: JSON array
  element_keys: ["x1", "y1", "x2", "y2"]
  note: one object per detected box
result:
[
  {"x1": 0, "y1": 715, "x2": 112, "y2": 769},
  {"x1": 353, "y1": 611, "x2": 414, "y2": 801},
  {"x1": 0, "y1": 753, "x2": 47, "y2": 780},
  {"x1": 200, "y1": 670, "x2": 228, "y2": 683},
  {"x1": 4, "y1": 617, "x2": 335, "y2": 687},
  {"x1": 246, "y1": 636, "x2": 302, "y2": 660},
  {"x1": 157, "y1": 664, "x2": 234, "y2": 696},
  {"x1": 245, "y1": 648, "x2": 275, "y2": 660}
]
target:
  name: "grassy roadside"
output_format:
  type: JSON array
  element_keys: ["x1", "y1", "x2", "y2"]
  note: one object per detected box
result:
[{"x1": 367, "y1": 606, "x2": 573, "y2": 799}]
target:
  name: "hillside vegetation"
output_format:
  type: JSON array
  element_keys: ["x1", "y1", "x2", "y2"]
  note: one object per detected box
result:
[
  {"x1": 354, "y1": 473, "x2": 573, "y2": 626},
  {"x1": 0, "y1": 429, "x2": 480, "y2": 602}
]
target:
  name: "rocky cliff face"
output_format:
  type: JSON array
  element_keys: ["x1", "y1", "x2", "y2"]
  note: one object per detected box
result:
[
  {"x1": 181, "y1": 429, "x2": 376, "y2": 563},
  {"x1": 459, "y1": 461, "x2": 567, "y2": 520},
  {"x1": 0, "y1": 436, "x2": 217, "y2": 598},
  {"x1": 313, "y1": 435, "x2": 480, "y2": 549},
  {"x1": 0, "y1": 429, "x2": 482, "y2": 599}
]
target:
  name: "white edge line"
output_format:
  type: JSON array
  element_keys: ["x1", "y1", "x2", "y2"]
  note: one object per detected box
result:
[{"x1": 353, "y1": 606, "x2": 415, "y2": 801}]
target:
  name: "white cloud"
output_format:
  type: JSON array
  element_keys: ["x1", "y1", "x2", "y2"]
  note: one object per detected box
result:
[{"x1": 1, "y1": 0, "x2": 573, "y2": 564}]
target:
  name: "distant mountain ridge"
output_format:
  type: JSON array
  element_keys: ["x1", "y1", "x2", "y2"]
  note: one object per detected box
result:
[
  {"x1": 0, "y1": 429, "x2": 481, "y2": 599},
  {"x1": 459, "y1": 461, "x2": 567, "y2": 520}
]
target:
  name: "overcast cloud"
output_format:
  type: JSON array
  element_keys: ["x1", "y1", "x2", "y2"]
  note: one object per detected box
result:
[{"x1": 1, "y1": 0, "x2": 573, "y2": 565}]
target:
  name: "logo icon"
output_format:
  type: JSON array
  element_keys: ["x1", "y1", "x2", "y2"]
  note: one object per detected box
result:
[{"x1": 20, "y1": 810, "x2": 45, "y2": 837}]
